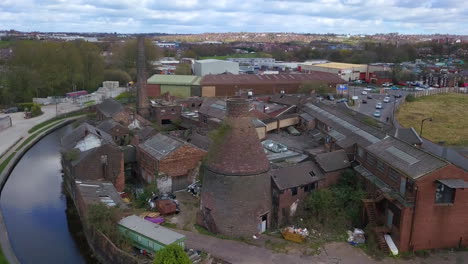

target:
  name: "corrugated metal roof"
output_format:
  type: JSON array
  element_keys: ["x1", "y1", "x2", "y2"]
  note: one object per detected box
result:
[
  {"x1": 315, "y1": 149, "x2": 350, "y2": 172},
  {"x1": 147, "y1": 74, "x2": 201, "y2": 86},
  {"x1": 311, "y1": 62, "x2": 367, "y2": 69},
  {"x1": 200, "y1": 72, "x2": 345, "y2": 85},
  {"x1": 119, "y1": 215, "x2": 185, "y2": 245}
]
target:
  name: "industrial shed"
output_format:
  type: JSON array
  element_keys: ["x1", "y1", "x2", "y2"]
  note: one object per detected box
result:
[
  {"x1": 193, "y1": 59, "x2": 239, "y2": 76},
  {"x1": 300, "y1": 62, "x2": 368, "y2": 82},
  {"x1": 146, "y1": 75, "x2": 201, "y2": 98},
  {"x1": 200, "y1": 72, "x2": 345, "y2": 97}
]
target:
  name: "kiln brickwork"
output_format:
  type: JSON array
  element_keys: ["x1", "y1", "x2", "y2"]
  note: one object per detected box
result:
[{"x1": 200, "y1": 98, "x2": 272, "y2": 237}]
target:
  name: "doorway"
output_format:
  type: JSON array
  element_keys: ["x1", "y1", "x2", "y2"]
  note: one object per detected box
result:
[{"x1": 260, "y1": 214, "x2": 268, "y2": 233}]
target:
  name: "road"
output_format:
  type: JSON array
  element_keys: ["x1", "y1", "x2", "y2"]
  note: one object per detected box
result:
[
  {"x1": 347, "y1": 86, "x2": 408, "y2": 123},
  {"x1": 0, "y1": 103, "x2": 80, "y2": 157}
]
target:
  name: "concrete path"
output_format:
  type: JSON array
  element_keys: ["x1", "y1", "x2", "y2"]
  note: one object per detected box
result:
[
  {"x1": 180, "y1": 230, "x2": 468, "y2": 264},
  {"x1": 0, "y1": 103, "x2": 80, "y2": 158}
]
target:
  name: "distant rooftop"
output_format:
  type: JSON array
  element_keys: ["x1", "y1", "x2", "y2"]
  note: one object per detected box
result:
[
  {"x1": 147, "y1": 74, "x2": 201, "y2": 86},
  {"x1": 312, "y1": 62, "x2": 367, "y2": 69},
  {"x1": 119, "y1": 215, "x2": 185, "y2": 245}
]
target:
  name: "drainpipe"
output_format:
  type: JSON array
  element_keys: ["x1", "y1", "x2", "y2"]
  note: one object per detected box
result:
[{"x1": 408, "y1": 185, "x2": 418, "y2": 251}]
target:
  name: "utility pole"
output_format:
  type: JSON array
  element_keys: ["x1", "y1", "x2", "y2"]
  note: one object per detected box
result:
[{"x1": 420, "y1": 117, "x2": 433, "y2": 137}]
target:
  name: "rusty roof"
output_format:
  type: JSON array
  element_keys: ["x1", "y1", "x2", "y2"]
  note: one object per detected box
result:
[{"x1": 200, "y1": 72, "x2": 345, "y2": 86}]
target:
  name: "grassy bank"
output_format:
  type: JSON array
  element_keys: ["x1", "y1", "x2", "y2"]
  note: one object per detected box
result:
[
  {"x1": 28, "y1": 111, "x2": 85, "y2": 134},
  {"x1": 397, "y1": 93, "x2": 468, "y2": 146}
]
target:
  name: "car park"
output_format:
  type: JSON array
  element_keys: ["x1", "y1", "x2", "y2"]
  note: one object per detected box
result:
[
  {"x1": 394, "y1": 93, "x2": 402, "y2": 98},
  {"x1": 4, "y1": 107, "x2": 18, "y2": 114},
  {"x1": 391, "y1": 86, "x2": 399, "y2": 90},
  {"x1": 383, "y1": 97, "x2": 390, "y2": 103},
  {"x1": 373, "y1": 110, "x2": 381, "y2": 117},
  {"x1": 382, "y1": 82, "x2": 393, "y2": 87},
  {"x1": 363, "y1": 87, "x2": 373, "y2": 91},
  {"x1": 376, "y1": 102, "x2": 383, "y2": 109},
  {"x1": 336, "y1": 98, "x2": 348, "y2": 103},
  {"x1": 361, "y1": 91, "x2": 368, "y2": 95}
]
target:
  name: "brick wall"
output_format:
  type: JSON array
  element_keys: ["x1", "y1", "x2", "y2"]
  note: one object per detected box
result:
[
  {"x1": 146, "y1": 84, "x2": 161, "y2": 98},
  {"x1": 73, "y1": 144, "x2": 125, "y2": 192},
  {"x1": 149, "y1": 105, "x2": 181, "y2": 125},
  {"x1": 200, "y1": 168, "x2": 272, "y2": 237},
  {"x1": 159, "y1": 145, "x2": 206, "y2": 177},
  {"x1": 275, "y1": 185, "x2": 312, "y2": 226},
  {"x1": 409, "y1": 165, "x2": 468, "y2": 251}
]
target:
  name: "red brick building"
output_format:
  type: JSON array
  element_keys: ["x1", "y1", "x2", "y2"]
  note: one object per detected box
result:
[
  {"x1": 302, "y1": 103, "x2": 468, "y2": 252},
  {"x1": 271, "y1": 161, "x2": 321, "y2": 227},
  {"x1": 136, "y1": 133, "x2": 206, "y2": 193},
  {"x1": 97, "y1": 119, "x2": 130, "y2": 146},
  {"x1": 61, "y1": 123, "x2": 125, "y2": 192}
]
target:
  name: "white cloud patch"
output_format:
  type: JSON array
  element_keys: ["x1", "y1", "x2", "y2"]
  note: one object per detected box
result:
[{"x1": 0, "y1": 0, "x2": 467, "y2": 34}]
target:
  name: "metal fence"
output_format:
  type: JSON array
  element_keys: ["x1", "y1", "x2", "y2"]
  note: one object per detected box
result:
[{"x1": 413, "y1": 87, "x2": 468, "y2": 98}]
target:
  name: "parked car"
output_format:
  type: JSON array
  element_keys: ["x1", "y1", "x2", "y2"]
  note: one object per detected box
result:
[
  {"x1": 336, "y1": 98, "x2": 348, "y2": 103},
  {"x1": 391, "y1": 86, "x2": 399, "y2": 90},
  {"x1": 376, "y1": 102, "x2": 383, "y2": 109},
  {"x1": 361, "y1": 91, "x2": 368, "y2": 95},
  {"x1": 4, "y1": 107, "x2": 18, "y2": 114},
  {"x1": 383, "y1": 97, "x2": 391, "y2": 103},
  {"x1": 362, "y1": 99, "x2": 367, "y2": 104},
  {"x1": 327, "y1": 94, "x2": 335, "y2": 101},
  {"x1": 394, "y1": 93, "x2": 402, "y2": 98},
  {"x1": 367, "y1": 94, "x2": 373, "y2": 99},
  {"x1": 373, "y1": 110, "x2": 381, "y2": 117},
  {"x1": 363, "y1": 87, "x2": 373, "y2": 91},
  {"x1": 382, "y1": 82, "x2": 393, "y2": 87}
]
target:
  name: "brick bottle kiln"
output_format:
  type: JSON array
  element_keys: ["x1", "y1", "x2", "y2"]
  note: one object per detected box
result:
[{"x1": 199, "y1": 98, "x2": 272, "y2": 237}]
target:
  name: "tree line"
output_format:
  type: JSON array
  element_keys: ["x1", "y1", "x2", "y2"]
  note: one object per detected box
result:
[{"x1": 0, "y1": 39, "x2": 160, "y2": 105}]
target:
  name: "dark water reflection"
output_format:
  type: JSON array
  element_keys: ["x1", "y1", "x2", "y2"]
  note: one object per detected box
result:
[{"x1": 0, "y1": 125, "x2": 97, "y2": 264}]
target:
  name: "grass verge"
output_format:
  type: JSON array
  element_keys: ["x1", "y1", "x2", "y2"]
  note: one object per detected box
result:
[
  {"x1": 28, "y1": 111, "x2": 85, "y2": 134},
  {"x1": 0, "y1": 152, "x2": 16, "y2": 175},
  {"x1": 16, "y1": 120, "x2": 63, "y2": 151},
  {"x1": 0, "y1": 246, "x2": 8, "y2": 264},
  {"x1": 397, "y1": 93, "x2": 468, "y2": 146}
]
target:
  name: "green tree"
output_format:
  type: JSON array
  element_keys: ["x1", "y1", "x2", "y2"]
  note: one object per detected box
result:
[
  {"x1": 111, "y1": 38, "x2": 161, "y2": 81},
  {"x1": 153, "y1": 244, "x2": 190, "y2": 264},
  {"x1": 104, "y1": 69, "x2": 132, "y2": 85},
  {"x1": 175, "y1": 63, "x2": 192, "y2": 75},
  {"x1": 299, "y1": 81, "x2": 331, "y2": 95}
]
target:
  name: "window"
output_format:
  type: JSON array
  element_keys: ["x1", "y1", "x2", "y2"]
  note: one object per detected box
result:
[
  {"x1": 191, "y1": 103, "x2": 195, "y2": 107},
  {"x1": 100, "y1": 155, "x2": 108, "y2": 165},
  {"x1": 160, "y1": 109, "x2": 166, "y2": 113},
  {"x1": 366, "y1": 154, "x2": 376, "y2": 166},
  {"x1": 304, "y1": 183, "x2": 316, "y2": 192},
  {"x1": 202, "y1": 116, "x2": 208, "y2": 124},
  {"x1": 377, "y1": 160, "x2": 385, "y2": 172},
  {"x1": 435, "y1": 182, "x2": 455, "y2": 204},
  {"x1": 388, "y1": 168, "x2": 399, "y2": 182},
  {"x1": 291, "y1": 187, "x2": 298, "y2": 196},
  {"x1": 357, "y1": 147, "x2": 365, "y2": 158}
]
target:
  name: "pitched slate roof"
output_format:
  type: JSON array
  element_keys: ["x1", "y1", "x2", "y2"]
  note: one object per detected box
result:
[
  {"x1": 97, "y1": 119, "x2": 126, "y2": 134},
  {"x1": 271, "y1": 161, "x2": 323, "y2": 190},
  {"x1": 365, "y1": 136, "x2": 448, "y2": 179},
  {"x1": 96, "y1": 98, "x2": 125, "y2": 118},
  {"x1": 61, "y1": 122, "x2": 115, "y2": 150},
  {"x1": 139, "y1": 133, "x2": 184, "y2": 160},
  {"x1": 394, "y1": 127, "x2": 423, "y2": 145},
  {"x1": 315, "y1": 149, "x2": 351, "y2": 172},
  {"x1": 198, "y1": 98, "x2": 226, "y2": 120}
]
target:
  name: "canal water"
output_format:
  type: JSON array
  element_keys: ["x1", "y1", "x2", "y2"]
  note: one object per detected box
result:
[{"x1": 0, "y1": 125, "x2": 97, "y2": 264}]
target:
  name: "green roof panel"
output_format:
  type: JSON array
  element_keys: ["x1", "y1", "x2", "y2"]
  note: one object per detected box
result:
[{"x1": 147, "y1": 74, "x2": 201, "y2": 86}]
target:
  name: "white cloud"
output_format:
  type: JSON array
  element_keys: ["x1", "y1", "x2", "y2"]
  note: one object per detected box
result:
[{"x1": 0, "y1": 0, "x2": 467, "y2": 34}]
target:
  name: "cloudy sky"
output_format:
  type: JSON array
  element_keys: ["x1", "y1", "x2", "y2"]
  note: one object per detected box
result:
[{"x1": 1, "y1": 0, "x2": 467, "y2": 34}]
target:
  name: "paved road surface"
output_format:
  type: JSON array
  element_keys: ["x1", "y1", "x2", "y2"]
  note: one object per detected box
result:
[
  {"x1": 0, "y1": 103, "x2": 80, "y2": 157},
  {"x1": 180, "y1": 230, "x2": 468, "y2": 264}
]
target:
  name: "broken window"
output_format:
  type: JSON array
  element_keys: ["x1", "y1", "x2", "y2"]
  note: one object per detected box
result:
[
  {"x1": 388, "y1": 168, "x2": 399, "y2": 182},
  {"x1": 377, "y1": 160, "x2": 385, "y2": 172},
  {"x1": 435, "y1": 182, "x2": 455, "y2": 204},
  {"x1": 291, "y1": 187, "x2": 298, "y2": 196},
  {"x1": 100, "y1": 155, "x2": 108, "y2": 165},
  {"x1": 366, "y1": 154, "x2": 376, "y2": 166}
]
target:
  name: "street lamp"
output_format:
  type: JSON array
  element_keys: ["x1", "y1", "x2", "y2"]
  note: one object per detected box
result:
[{"x1": 420, "y1": 117, "x2": 433, "y2": 137}]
